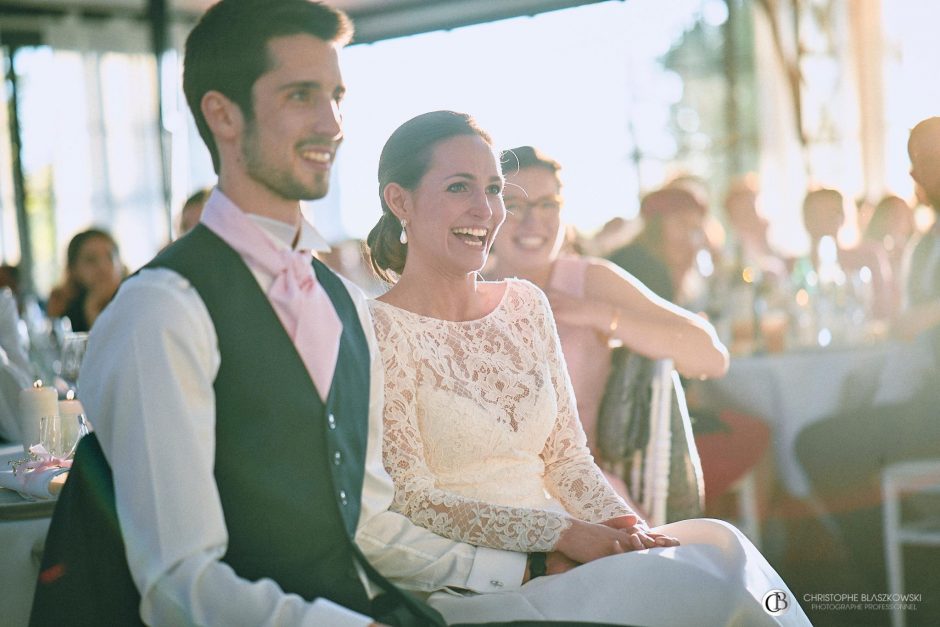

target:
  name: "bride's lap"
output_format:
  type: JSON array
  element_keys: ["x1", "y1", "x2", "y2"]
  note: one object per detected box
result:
[{"x1": 429, "y1": 518, "x2": 811, "y2": 626}]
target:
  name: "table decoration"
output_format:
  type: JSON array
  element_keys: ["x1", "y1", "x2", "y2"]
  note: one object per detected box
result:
[
  {"x1": 18, "y1": 380, "x2": 58, "y2": 453},
  {"x1": 0, "y1": 445, "x2": 71, "y2": 500}
]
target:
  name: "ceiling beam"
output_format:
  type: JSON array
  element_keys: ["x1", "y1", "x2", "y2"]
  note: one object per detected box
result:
[
  {"x1": 348, "y1": 0, "x2": 613, "y2": 44},
  {"x1": 0, "y1": 0, "x2": 617, "y2": 43}
]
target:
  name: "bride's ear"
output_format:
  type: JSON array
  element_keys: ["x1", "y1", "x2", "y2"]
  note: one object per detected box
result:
[{"x1": 383, "y1": 182, "x2": 411, "y2": 222}]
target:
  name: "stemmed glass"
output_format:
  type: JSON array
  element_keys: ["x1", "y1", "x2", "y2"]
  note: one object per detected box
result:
[
  {"x1": 39, "y1": 412, "x2": 90, "y2": 460},
  {"x1": 58, "y1": 332, "x2": 89, "y2": 390}
]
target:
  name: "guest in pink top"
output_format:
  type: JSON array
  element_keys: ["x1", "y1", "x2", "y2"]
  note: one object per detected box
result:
[{"x1": 487, "y1": 146, "x2": 729, "y2": 499}]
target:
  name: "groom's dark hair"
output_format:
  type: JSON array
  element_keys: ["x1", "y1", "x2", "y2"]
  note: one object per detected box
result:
[{"x1": 183, "y1": 0, "x2": 353, "y2": 173}]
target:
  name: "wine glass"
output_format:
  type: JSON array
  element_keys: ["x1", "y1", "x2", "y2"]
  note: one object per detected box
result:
[
  {"x1": 58, "y1": 332, "x2": 89, "y2": 390},
  {"x1": 39, "y1": 413, "x2": 89, "y2": 459}
]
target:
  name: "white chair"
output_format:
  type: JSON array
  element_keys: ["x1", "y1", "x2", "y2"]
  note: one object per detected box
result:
[
  {"x1": 599, "y1": 355, "x2": 705, "y2": 527},
  {"x1": 641, "y1": 359, "x2": 705, "y2": 527},
  {"x1": 882, "y1": 458, "x2": 940, "y2": 627},
  {"x1": 728, "y1": 470, "x2": 762, "y2": 549}
]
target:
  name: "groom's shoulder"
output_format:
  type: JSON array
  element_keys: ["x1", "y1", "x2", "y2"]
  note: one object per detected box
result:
[{"x1": 146, "y1": 224, "x2": 230, "y2": 273}]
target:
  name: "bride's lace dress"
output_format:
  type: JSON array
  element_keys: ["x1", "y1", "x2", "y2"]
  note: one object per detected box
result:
[
  {"x1": 370, "y1": 279, "x2": 811, "y2": 626},
  {"x1": 370, "y1": 279, "x2": 633, "y2": 553}
]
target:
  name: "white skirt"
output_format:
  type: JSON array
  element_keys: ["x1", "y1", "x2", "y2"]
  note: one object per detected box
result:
[{"x1": 428, "y1": 519, "x2": 811, "y2": 626}]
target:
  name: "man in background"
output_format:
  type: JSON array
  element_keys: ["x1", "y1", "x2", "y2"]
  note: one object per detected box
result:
[{"x1": 796, "y1": 116, "x2": 940, "y2": 624}]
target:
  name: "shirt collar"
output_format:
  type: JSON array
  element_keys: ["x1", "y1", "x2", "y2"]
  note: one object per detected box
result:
[{"x1": 201, "y1": 188, "x2": 331, "y2": 253}]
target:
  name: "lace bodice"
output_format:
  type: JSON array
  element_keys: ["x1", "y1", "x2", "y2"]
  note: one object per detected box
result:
[{"x1": 370, "y1": 279, "x2": 632, "y2": 553}]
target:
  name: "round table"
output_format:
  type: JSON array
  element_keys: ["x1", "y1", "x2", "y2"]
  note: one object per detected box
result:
[{"x1": 698, "y1": 339, "x2": 933, "y2": 497}]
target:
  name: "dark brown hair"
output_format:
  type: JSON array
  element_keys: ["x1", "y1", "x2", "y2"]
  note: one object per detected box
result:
[
  {"x1": 500, "y1": 145, "x2": 561, "y2": 179},
  {"x1": 67, "y1": 228, "x2": 119, "y2": 271},
  {"x1": 183, "y1": 0, "x2": 353, "y2": 173},
  {"x1": 366, "y1": 111, "x2": 493, "y2": 283}
]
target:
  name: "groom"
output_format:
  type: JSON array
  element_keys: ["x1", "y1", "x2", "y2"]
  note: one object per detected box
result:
[{"x1": 27, "y1": 2, "x2": 507, "y2": 625}]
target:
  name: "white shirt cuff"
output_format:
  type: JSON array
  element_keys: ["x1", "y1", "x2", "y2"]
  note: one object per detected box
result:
[{"x1": 464, "y1": 547, "x2": 528, "y2": 593}]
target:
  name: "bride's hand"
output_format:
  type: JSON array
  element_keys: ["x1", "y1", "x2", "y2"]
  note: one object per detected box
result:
[
  {"x1": 603, "y1": 515, "x2": 680, "y2": 549},
  {"x1": 554, "y1": 519, "x2": 638, "y2": 563}
]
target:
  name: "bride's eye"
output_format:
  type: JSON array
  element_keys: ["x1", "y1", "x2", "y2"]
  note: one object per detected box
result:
[{"x1": 447, "y1": 182, "x2": 468, "y2": 193}]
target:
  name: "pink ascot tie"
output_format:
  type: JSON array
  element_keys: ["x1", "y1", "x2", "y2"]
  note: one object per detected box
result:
[{"x1": 201, "y1": 191, "x2": 342, "y2": 401}]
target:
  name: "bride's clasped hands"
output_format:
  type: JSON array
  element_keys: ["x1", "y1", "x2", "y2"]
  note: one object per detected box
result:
[{"x1": 553, "y1": 514, "x2": 680, "y2": 566}]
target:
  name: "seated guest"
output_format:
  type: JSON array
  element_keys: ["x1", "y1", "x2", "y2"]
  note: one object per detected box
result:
[
  {"x1": 46, "y1": 228, "x2": 124, "y2": 332},
  {"x1": 486, "y1": 145, "x2": 728, "y2": 500},
  {"x1": 0, "y1": 264, "x2": 21, "y2": 305},
  {"x1": 607, "y1": 186, "x2": 707, "y2": 306},
  {"x1": 864, "y1": 194, "x2": 915, "y2": 270},
  {"x1": 178, "y1": 188, "x2": 211, "y2": 237},
  {"x1": 864, "y1": 194, "x2": 915, "y2": 317},
  {"x1": 365, "y1": 110, "x2": 809, "y2": 625},
  {"x1": 801, "y1": 187, "x2": 894, "y2": 320},
  {"x1": 723, "y1": 174, "x2": 790, "y2": 283}
]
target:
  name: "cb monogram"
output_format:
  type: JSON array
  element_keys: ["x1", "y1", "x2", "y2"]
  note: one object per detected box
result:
[{"x1": 763, "y1": 590, "x2": 790, "y2": 616}]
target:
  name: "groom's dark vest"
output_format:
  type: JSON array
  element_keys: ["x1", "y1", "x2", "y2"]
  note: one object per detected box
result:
[{"x1": 30, "y1": 225, "x2": 443, "y2": 626}]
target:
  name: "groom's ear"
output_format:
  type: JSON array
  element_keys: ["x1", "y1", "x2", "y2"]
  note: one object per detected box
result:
[
  {"x1": 383, "y1": 182, "x2": 411, "y2": 221},
  {"x1": 201, "y1": 90, "x2": 244, "y2": 142}
]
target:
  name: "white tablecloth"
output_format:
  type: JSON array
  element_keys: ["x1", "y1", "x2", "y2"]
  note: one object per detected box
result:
[
  {"x1": 700, "y1": 340, "x2": 934, "y2": 497},
  {"x1": 0, "y1": 443, "x2": 55, "y2": 627}
]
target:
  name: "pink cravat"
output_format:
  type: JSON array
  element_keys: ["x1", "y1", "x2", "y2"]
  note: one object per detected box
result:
[{"x1": 201, "y1": 191, "x2": 342, "y2": 401}]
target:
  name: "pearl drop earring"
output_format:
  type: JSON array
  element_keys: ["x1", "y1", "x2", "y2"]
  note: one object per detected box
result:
[{"x1": 400, "y1": 219, "x2": 408, "y2": 245}]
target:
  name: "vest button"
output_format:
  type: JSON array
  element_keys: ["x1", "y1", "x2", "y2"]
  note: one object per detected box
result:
[
  {"x1": 327, "y1": 414, "x2": 337, "y2": 430},
  {"x1": 333, "y1": 450, "x2": 342, "y2": 465},
  {"x1": 339, "y1": 489, "x2": 348, "y2": 505},
  {"x1": 490, "y1": 579, "x2": 504, "y2": 588}
]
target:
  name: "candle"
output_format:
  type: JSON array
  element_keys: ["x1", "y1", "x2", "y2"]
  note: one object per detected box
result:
[
  {"x1": 18, "y1": 380, "x2": 59, "y2": 453},
  {"x1": 58, "y1": 389, "x2": 88, "y2": 453}
]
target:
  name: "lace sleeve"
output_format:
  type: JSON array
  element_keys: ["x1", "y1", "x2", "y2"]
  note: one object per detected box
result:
[
  {"x1": 373, "y1": 305, "x2": 572, "y2": 553},
  {"x1": 526, "y1": 285, "x2": 636, "y2": 523}
]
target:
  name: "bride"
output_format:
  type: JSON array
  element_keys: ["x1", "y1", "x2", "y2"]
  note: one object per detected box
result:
[{"x1": 364, "y1": 110, "x2": 810, "y2": 626}]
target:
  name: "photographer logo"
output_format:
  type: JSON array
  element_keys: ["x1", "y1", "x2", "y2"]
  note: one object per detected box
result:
[{"x1": 763, "y1": 590, "x2": 790, "y2": 616}]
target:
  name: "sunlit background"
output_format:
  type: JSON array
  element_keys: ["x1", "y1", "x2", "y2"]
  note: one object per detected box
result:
[{"x1": 0, "y1": 0, "x2": 938, "y2": 296}]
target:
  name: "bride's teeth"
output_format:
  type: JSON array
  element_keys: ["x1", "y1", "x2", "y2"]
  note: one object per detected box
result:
[
  {"x1": 452, "y1": 227, "x2": 488, "y2": 237},
  {"x1": 451, "y1": 227, "x2": 488, "y2": 247}
]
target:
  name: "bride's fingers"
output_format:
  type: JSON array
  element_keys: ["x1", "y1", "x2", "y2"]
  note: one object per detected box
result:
[
  {"x1": 637, "y1": 532, "x2": 658, "y2": 549},
  {"x1": 556, "y1": 520, "x2": 636, "y2": 562}
]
